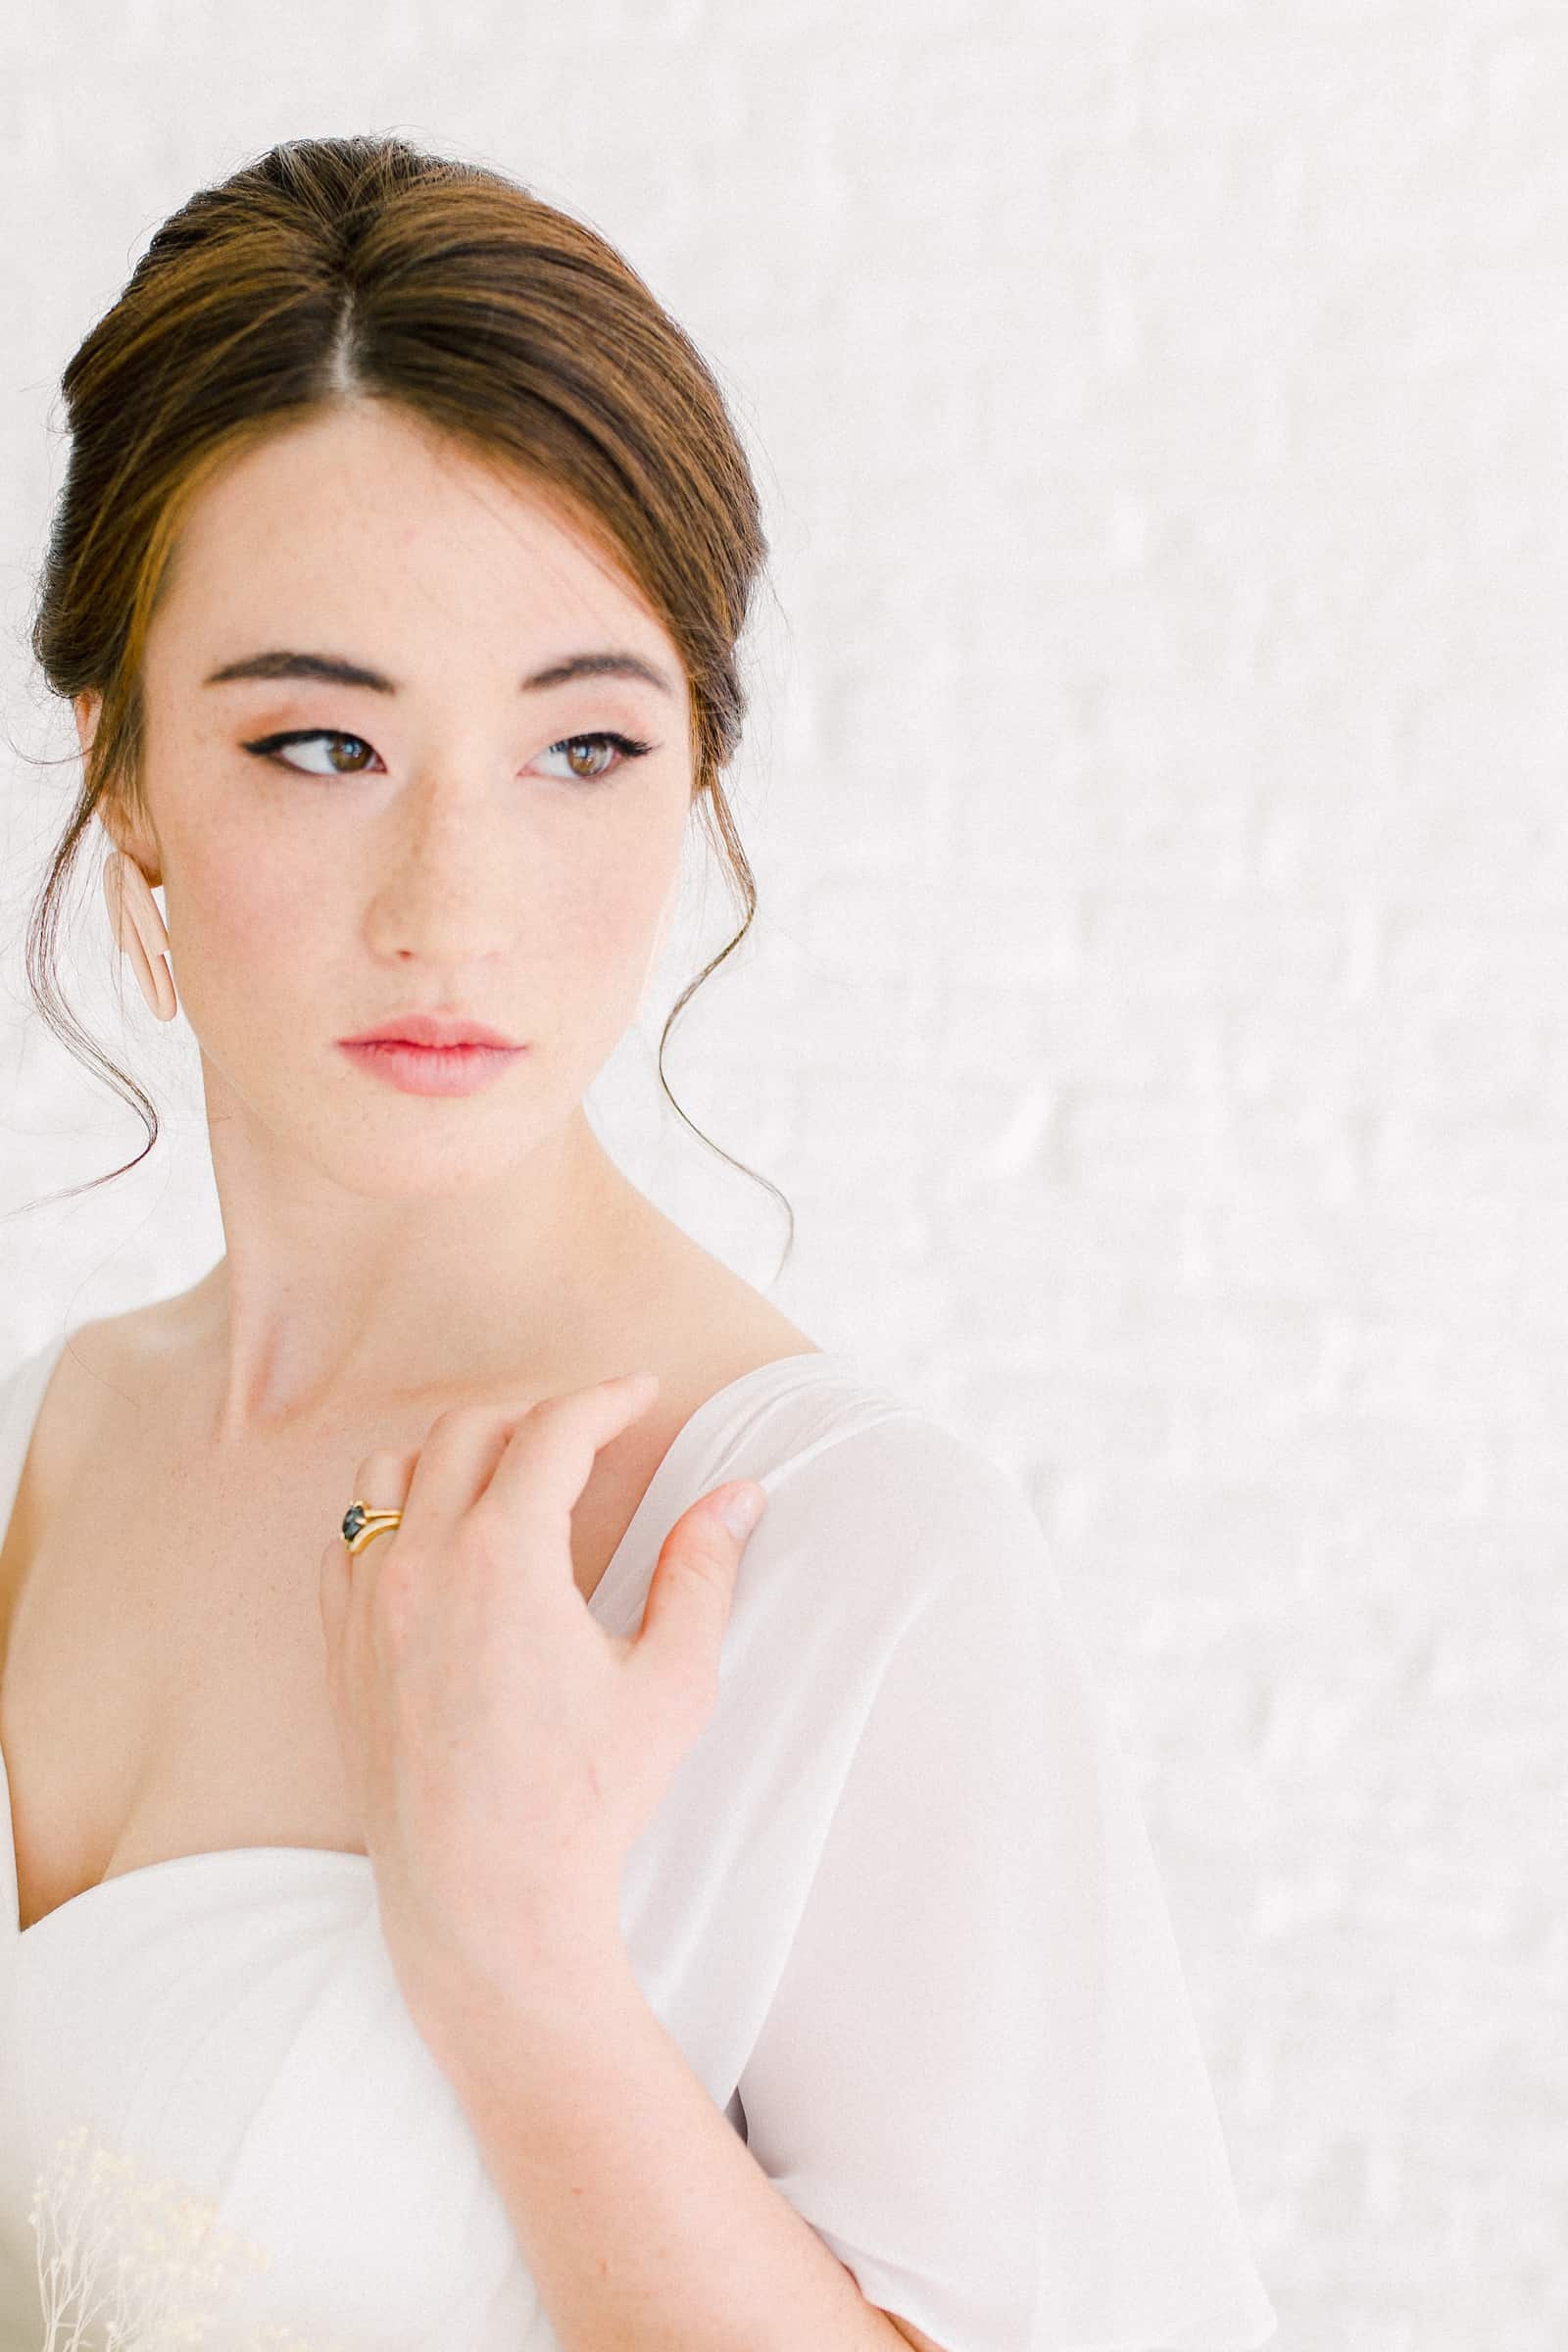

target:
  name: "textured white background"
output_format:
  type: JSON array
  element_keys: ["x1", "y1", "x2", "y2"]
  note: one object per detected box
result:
[{"x1": 2, "y1": 6, "x2": 1565, "y2": 2346}]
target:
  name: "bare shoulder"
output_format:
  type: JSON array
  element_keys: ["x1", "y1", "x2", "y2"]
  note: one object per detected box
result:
[
  {"x1": 644, "y1": 1231, "x2": 824, "y2": 1395},
  {"x1": 25, "y1": 1253, "x2": 820, "y2": 1479},
  {"x1": 0, "y1": 1301, "x2": 162, "y2": 1644},
  {"x1": 54, "y1": 1295, "x2": 180, "y2": 1396},
  {"x1": 23, "y1": 1296, "x2": 185, "y2": 1489}
]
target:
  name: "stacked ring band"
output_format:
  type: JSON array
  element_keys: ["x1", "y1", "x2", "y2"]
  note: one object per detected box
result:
[{"x1": 340, "y1": 1501, "x2": 404, "y2": 1556}]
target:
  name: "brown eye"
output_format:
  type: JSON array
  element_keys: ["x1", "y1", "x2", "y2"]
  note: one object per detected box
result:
[
  {"x1": 536, "y1": 732, "x2": 656, "y2": 786},
  {"x1": 244, "y1": 730, "x2": 380, "y2": 776},
  {"x1": 242, "y1": 727, "x2": 657, "y2": 787}
]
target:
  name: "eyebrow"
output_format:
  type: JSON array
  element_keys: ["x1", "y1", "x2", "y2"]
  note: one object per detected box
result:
[{"x1": 201, "y1": 648, "x2": 677, "y2": 698}]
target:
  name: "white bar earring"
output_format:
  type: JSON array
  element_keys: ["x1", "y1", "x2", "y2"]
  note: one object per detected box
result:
[{"x1": 102, "y1": 849, "x2": 177, "y2": 1022}]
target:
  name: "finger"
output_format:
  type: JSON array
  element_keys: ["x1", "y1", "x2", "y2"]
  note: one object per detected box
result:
[
  {"x1": 469, "y1": 1372, "x2": 661, "y2": 1561},
  {"x1": 630, "y1": 1481, "x2": 763, "y2": 1714},
  {"x1": 392, "y1": 1373, "x2": 657, "y2": 1560},
  {"x1": 343, "y1": 1446, "x2": 418, "y2": 1552},
  {"x1": 321, "y1": 1446, "x2": 416, "y2": 1648},
  {"x1": 396, "y1": 1402, "x2": 519, "y2": 1540}
]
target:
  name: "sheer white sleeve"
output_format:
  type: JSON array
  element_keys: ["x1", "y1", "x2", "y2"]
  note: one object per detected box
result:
[{"x1": 735, "y1": 1423, "x2": 1278, "y2": 2352}]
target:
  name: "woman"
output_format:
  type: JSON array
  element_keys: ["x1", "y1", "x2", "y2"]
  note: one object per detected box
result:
[{"x1": 0, "y1": 134, "x2": 1277, "y2": 2351}]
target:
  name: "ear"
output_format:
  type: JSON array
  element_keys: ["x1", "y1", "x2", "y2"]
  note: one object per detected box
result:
[
  {"x1": 77, "y1": 694, "x2": 159, "y2": 878},
  {"x1": 74, "y1": 693, "x2": 123, "y2": 854},
  {"x1": 94, "y1": 794, "x2": 151, "y2": 875},
  {"x1": 73, "y1": 690, "x2": 101, "y2": 760}
]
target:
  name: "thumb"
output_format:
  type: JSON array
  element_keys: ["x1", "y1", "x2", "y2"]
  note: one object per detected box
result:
[{"x1": 633, "y1": 1482, "x2": 765, "y2": 1705}]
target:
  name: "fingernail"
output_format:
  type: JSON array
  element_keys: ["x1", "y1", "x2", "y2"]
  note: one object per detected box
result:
[{"x1": 716, "y1": 1484, "x2": 764, "y2": 1539}]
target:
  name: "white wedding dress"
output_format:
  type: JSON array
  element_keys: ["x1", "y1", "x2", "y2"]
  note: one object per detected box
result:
[{"x1": 0, "y1": 1327, "x2": 1277, "y2": 2351}]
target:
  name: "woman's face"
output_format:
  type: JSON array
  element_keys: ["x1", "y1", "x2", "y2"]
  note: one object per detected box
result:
[{"x1": 83, "y1": 399, "x2": 696, "y2": 1199}]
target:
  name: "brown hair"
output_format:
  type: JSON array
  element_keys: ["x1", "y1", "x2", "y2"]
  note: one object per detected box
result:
[{"x1": 17, "y1": 130, "x2": 793, "y2": 1267}]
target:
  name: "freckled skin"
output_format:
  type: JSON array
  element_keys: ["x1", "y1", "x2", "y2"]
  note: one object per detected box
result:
[{"x1": 77, "y1": 396, "x2": 707, "y2": 1430}]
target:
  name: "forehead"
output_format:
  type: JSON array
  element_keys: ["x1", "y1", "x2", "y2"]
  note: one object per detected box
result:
[{"x1": 151, "y1": 399, "x2": 677, "y2": 675}]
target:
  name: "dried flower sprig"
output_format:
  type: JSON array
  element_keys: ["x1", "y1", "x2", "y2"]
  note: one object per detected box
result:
[{"x1": 27, "y1": 2121, "x2": 351, "y2": 2351}]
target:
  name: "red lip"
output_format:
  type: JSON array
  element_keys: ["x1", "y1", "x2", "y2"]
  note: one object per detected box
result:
[{"x1": 340, "y1": 1013, "x2": 520, "y2": 1049}]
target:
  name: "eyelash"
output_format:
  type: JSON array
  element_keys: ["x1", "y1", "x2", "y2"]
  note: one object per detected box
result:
[{"x1": 240, "y1": 728, "x2": 657, "y2": 786}]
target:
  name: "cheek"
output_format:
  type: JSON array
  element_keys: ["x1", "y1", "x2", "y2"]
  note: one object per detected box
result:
[
  {"x1": 535, "y1": 866, "x2": 675, "y2": 1047},
  {"x1": 592, "y1": 871, "x2": 677, "y2": 992},
  {"x1": 173, "y1": 821, "x2": 318, "y2": 995},
  {"x1": 560, "y1": 812, "x2": 681, "y2": 956}
]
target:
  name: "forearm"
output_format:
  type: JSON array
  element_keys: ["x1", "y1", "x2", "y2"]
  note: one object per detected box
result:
[{"x1": 428, "y1": 1940, "x2": 911, "y2": 2352}]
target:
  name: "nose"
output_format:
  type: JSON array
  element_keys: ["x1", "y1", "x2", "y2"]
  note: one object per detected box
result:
[{"x1": 365, "y1": 772, "x2": 517, "y2": 963}]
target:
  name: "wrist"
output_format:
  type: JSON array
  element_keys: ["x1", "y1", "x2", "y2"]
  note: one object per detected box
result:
[{"x1": 406, "y1": 1914, "x2": 641, "y2": 2079}]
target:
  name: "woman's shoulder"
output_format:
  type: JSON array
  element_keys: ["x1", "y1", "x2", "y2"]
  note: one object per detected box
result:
[
  {"x1": 702, "y1": 1344, "x2": 1054, "y2": 1625},
  {"x1": 3, "y1": 1298, "x2": 176, "y2": 1491}
]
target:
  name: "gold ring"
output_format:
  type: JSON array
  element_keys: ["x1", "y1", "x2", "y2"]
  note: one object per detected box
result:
[{"x1": 340, "y1": 1501, "x2": 404, "y2": 1556}]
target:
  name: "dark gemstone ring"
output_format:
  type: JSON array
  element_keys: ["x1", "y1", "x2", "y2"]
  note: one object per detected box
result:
[{"x1": 340, "y1": 1500, "x2": 404, "y2": 1557}]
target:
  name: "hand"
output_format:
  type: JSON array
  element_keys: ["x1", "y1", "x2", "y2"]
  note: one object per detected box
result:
[{"x1": 317, "y1": 1371, "x2": 766, "y2": 2033}]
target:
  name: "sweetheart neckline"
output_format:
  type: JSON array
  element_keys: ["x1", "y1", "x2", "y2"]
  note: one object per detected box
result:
[
  {"x1": 7, "y1": 1819, "x2": 375, "y2": 1940},
  {"x1": 0, "y1": 1329, "x2": 858, "y2": 1944}
]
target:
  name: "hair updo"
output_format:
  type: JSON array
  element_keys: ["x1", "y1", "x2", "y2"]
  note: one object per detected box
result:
[{"x1": 19, "y1": 131, "x2": 791, "y2": 1262}]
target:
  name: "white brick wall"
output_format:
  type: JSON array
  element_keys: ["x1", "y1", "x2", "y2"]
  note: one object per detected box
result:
[{"x1": 2, "y1": 7, "x2": 1564, "y2": 2344}]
